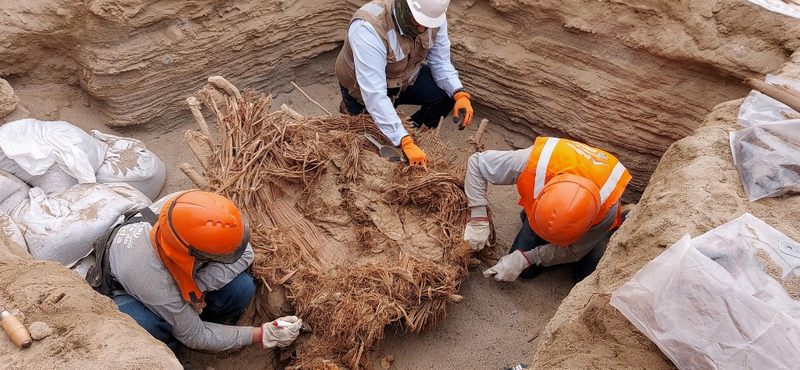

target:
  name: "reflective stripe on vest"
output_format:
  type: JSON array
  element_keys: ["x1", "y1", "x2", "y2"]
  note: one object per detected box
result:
[{"x1": 517, "y1": 137, "x2": 632, "y2": 226}]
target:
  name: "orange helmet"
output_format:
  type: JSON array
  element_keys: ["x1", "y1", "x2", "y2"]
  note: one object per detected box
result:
[
  {"x1": 157, "y1": 190, "x2": 249, "y2": 264},
  {"x1": 529, "y1": 174, "x2": 601, "y2": 246}
]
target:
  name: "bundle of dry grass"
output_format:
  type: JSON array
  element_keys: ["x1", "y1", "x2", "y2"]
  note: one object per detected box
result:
[{"x1": 183, "y1": 78, "x2": 480, "y2": 369}]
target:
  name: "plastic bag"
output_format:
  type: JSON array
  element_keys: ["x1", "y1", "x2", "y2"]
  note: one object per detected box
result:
[
  {"x1": 742, "y1": 0, "x2": 800, "y2": 19},
  {"x1": 9, "y1": 183, "x2": 151, "y2": 268},
  {"x1": 611, "y1": 213, "x2": 800, "y2": 370},
  {"x1": 729, "y1": 120, "x2": 800, "y2": 201},
  {"x1": 738, "y1": 74, "x2": 800, "y2": 127},
  {"x1": 0, "y1": 119, "x2": 107, "y2": 184},
  {"x1": 91, "y1": 130, "x2": 167, "y2": 200}
]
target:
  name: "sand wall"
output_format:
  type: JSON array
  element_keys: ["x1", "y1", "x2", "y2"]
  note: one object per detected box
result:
[{"x1": 1, "y1": 1, "x2": 797, "y2": 197}]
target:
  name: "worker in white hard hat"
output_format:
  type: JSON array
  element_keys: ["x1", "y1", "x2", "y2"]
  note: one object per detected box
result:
[
  {"x1": 463, "y1": 138, "x2": 633, "y2": 282},
  {"x1": 335, "y1": 0, "x2": 474, "y2": 167}
]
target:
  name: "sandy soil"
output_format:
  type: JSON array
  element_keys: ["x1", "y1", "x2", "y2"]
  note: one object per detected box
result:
[{"x1": 2, "y1": 78, "x2": 576, "y2": 370}]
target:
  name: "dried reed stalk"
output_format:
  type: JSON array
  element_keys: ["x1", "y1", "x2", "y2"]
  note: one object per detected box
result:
[{"x1": 185, "y1": 80, "x2": 475, "y2": 370}]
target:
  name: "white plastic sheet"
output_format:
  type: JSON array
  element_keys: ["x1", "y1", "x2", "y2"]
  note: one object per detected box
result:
[
  {"x1": 733, "y1": 75, "x2": 800, "y2": 201},
  {"x1": 611, "y1": 213, "x2": 800, "y2": 370},
  {"x1": 743, "y1": 0, "x2": 800, "y2": 19},
  {"x1": 729, "y1": 120, "x2": 800, "y2": 201},
  {"x1": 738, "y1": 74, "x2": 800, "y2": 127},
  {"x1": 0, "y1": 119, "x2": 107, "y2": 184}
]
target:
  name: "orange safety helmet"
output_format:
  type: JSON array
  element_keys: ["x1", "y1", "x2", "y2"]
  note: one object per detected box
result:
[
  {"x1": 158, "y1": 190, "x2": 250, "y2": 264},
  {"x1": 529, "y1": 174, "x2": 601, "y2": 246}
]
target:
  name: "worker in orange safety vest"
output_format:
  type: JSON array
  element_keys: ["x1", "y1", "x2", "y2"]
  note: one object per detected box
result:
[{"x1": 463, "y1": 137, "x2": 632, "y2": 282}]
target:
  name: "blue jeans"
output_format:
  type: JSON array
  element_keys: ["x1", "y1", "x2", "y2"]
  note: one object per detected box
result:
[
  {"x1": 509, "y1": 210, "x2": 628, "y2": 282},
  {"x1": 339, "y1": 64, "x2": 455, "y2": 128},
  {"x1": 113, "y1": 272, "x2": 256, "y2": 352}
]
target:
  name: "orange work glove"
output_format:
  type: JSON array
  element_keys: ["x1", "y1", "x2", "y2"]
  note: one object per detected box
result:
[
  {"x1": 453, "y1": 90, "x2": 474, "y2": 130},
  {"x1": 400, "y1": 136, "x2": 427, "y2": 167}
]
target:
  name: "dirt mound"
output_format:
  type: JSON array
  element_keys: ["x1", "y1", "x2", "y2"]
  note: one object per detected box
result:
[
  {"x1": 0, "y1": 221, "x2": 180, "y2": 369},
  {"x1": 531, "y1": 62, "x2": 800, "y2": 369}
]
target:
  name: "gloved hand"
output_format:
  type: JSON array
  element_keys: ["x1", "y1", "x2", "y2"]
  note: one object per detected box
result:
[
  {"x1": 464, "y1": 217, "x2": 490, "y2": 251},
  {"x1": 453, "y1": 90, "x2": 473, "y2": 130},
  {"x1": 483, "y1": 250, "x2": 531, "y2": 282},
  {"x1": 400, "y1": 135, "x2": 427, "y2": 167},
  {"x1": 261, "y1": 316, "x2": 303, "y2": 348}
]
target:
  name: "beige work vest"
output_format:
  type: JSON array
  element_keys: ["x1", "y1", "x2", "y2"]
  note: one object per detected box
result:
[{"x1": 335, "y1": 0, "x2": 438, "y2": 104}]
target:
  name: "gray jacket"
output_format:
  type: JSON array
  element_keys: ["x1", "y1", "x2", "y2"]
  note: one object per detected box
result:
[{"x1": 109, "y1": 192, "x2": 254, "y2": 351}]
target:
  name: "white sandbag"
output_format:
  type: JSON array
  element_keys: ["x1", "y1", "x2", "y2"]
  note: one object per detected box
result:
[
  {"x1": 611, "y1": 213, "x2": 800, "y2": 370},
  {"x1": 26, "y1": 164, "x2": 80, "y2": 195},
  {"x1": 0, "y1": 119, "x2": 107, "y2": 184},
  {"x1": 9, "y1": 183, "x2": 151, "y2": 268},
  {"x1": 91, "y1": 130, "x2": 166, "y2": 200},
  {"x1": 0, "y1": 170, "x2": 30, "y2": 214},
  {"x1": 0, "y1": 212, "x2": 27, "y2": 253}
]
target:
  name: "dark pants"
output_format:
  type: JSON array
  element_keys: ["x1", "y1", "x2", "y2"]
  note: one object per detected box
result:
[
  {"x1": 113, "y1": 272, "x2": 256, "y2": 352},
  {"x1": 339, "y1": 64, "x2": 455, "y2": 128},
  {"x1": 509, "y1": 211, "x2": 628, "y2": 282}
]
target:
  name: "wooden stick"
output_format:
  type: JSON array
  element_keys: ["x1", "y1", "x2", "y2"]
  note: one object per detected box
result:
[
  {"x1": 290, "y1": 81, "x2": 332, "y2": 116},
  {"x1": 186, "y1": 97, "x2": 211, "y2": 136},
  {"x1": 208, "y1": 76, "x2": 242, "y2": 100},
  {"x1": 280, "y1": 104, "x2": 305, "y2": 121},
  {"x1": 435, "y1": 116, "x2": 444, "y2": 138},
  {"x1": 745, "y1": 78, "x2": 800, "y2": 113},
  {"x1": 180, "y1": 163, "x2": 209, "y2": 190},
  {"x1": 184, "y1": 130, "x2": 214, "y2": 171},
  {"x1": 475, "y1": 118, "x2": 490, "y2": 146}
]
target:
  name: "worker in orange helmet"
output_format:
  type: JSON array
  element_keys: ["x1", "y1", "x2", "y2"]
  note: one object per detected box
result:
[
  {"x1": 463, "y1": 137, "x2": 632, "y2": 282},
  {"x1": 335, "y1": 0, "x2": 474, "y2": 167},
  {"x1": 86, "y1": 190, "x2": 302, "y2": 352}
]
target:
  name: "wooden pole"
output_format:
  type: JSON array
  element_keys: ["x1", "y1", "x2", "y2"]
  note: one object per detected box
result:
[
  {"x1": 186, "y1": 97, "x2": 211, "y2": 136},
  {"x1": 474, "y1": 118, "x2": 490, "y2": 147},
  {"x1": 180, "y1": 163, "x2": 209, "y2": 190},
  {"x1": 745, "y1": 78, "x2": 800, "y2": 113},
  {"x1": 208, "y1": 76, "x2": 242, "y2": 100},
  {"x1": 281, "y1": 104, "x2": 305, "y2": 121},
  {"x1": 290, "y1": 81, "x2": 332, "y2": 116},
  {"x1": 435, "y1": 116, "x2": 444, "y2": 138}
]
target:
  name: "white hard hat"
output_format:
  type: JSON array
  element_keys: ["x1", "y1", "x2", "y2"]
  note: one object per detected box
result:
[{"x1": 406, "y1": 0, "x2": 449, "y2": 28}]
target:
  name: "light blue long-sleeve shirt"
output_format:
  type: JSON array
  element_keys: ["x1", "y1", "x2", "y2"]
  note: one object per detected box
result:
[{"x1": 348, "y1": 17, "x2": 463, "y2": 146}]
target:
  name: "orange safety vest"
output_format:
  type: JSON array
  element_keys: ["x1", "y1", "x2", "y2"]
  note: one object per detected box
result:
[{"x1": 516, "y1": 137, "x2": 631, "y2": 229}]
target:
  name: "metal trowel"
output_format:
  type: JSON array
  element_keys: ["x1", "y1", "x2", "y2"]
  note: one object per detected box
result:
[{"x1": 364, "y1": 134, "x2": 403, "y2": 162}]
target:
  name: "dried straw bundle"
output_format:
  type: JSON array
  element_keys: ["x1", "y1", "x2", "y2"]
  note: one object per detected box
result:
[{"x1": 187, "y1": 81, "x2": 474, "y2": 369}]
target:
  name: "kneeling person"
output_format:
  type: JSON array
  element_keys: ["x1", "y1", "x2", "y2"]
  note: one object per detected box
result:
[
  {"x1": 463, "y1": 137, "x2": 631, "y2": 282},
  {"x1": 90, "y1": 190, "x2": 302, "y2": 352}
]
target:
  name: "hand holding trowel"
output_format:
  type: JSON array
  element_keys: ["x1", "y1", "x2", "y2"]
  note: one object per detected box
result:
[{"x1": 364, "y1": 134, "x2": 403, "y2": 162}]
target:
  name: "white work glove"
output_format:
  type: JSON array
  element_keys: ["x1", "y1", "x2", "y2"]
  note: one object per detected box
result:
[
  {"x1": 483, "y1": 250, "x2": 531, "y2": 282},
  {"x1": 261, "y1": 315, "x2": 303, "y2": 348},
  {"x1": 464, "y1": 218, "x2": 490, "y2": 251}
]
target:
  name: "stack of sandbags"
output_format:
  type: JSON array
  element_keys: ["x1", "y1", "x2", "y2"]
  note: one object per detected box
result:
[
  {"x1": 0, "y1": 119, "x2": 166, "y2": 273},
  {"x1": 0, "y1": 119, "x2": 167, "y2": 199}
]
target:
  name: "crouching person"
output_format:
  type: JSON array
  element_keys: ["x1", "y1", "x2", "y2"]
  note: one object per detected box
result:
[
  {"x1": 463, "y1": 137, "x2": 632, "y2": 283},
  {"x1": 86, "y1": 190, "x2": 302, "y2": 352}
]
